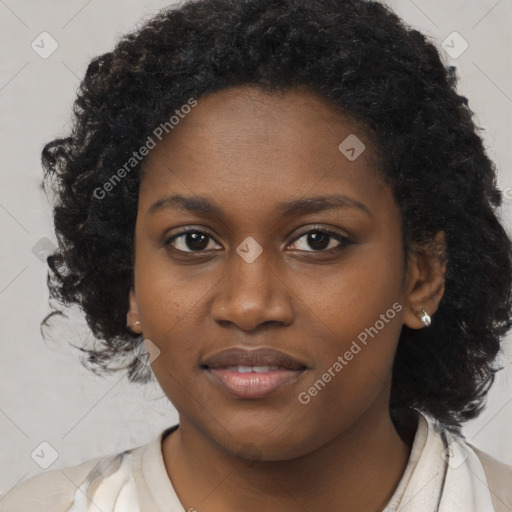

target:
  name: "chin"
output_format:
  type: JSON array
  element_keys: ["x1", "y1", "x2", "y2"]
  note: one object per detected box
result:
[{"x1": 203, "y1": 417, "x2": 319, "y2": 462}]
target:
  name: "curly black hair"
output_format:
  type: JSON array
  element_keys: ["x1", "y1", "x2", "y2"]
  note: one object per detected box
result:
[{"x1": 40, "y1": 0, "x2": 512, "y2": 435}]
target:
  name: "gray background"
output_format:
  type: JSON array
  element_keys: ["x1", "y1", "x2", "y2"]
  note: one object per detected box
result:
[{"x1": 1, "y1": 0, "x2": 511, "y2": 494}]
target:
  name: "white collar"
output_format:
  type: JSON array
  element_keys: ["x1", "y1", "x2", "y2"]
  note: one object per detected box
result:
[{"x1": 73, "y1": 411, "x2": 497, "y2": 512}]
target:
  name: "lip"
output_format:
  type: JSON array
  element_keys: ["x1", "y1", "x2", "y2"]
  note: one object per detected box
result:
[
  {"x1": 202, "y1": 347, "x2": 307, "y2": 370},
  {"x1": 202, "y1": 347, "x2": 308, "y2": 399}
]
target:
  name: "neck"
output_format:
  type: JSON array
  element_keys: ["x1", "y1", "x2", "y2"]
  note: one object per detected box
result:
[{"x1": 162, "y1": 405, "x2": 417, "y2": 512}]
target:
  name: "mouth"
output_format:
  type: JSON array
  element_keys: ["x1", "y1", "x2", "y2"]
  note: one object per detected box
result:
[{"x1": 201, "y1": 347, "x2": 308, "y2": 399}]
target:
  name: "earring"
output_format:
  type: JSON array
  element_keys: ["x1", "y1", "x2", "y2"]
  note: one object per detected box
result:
[
  {"x1": 128, "y1": 321, "x2": 141, "y2": 328},
  {"x1": 419, "y1": 309, "x2": 431, "y2": 327}
]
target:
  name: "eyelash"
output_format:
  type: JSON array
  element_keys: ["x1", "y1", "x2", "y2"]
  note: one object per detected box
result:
[{"x1": 164, "y1": 227, "x2": 354, "y2": 254}]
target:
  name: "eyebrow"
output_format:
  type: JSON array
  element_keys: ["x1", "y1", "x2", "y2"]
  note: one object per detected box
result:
[{"x1": 147, "y1": 194, "x2": 372, "y2": 218}]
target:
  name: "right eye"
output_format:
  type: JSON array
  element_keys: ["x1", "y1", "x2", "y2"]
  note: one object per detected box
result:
[{"x1": 164, "y1": 229, "x2": 222, "y2": 253}]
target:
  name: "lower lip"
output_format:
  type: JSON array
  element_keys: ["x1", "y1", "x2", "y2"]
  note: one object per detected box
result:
[{"x1": 205, "y1": 368, "x2": 305, "y2": 399}]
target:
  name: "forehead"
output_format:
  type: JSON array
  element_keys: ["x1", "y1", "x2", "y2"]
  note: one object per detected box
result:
[
  {"x1": 138, "y1": 86, "x2": 389, "y2": 216},
  {"x1": 145, "y1": 85, "x2": 378, "y2": 160}
]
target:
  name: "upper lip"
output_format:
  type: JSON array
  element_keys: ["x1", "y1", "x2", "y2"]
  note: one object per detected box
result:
[{"x1": 202, "y1": 347, "x2": 307, "y2": 370}]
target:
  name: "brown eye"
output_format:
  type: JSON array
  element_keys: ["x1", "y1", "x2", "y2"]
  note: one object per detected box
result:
[
  {"x1": 289, "y1": 229, "x2": 353, "y2": 252},
  {"x1": 165, "y1": 230, "x2": 221, "y2": 252}
]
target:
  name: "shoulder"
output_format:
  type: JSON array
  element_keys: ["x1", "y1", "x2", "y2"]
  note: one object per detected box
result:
[
  {"x1": 0, "y1": 426, "x2": 177, "y2": 512},
  {"x1": 415, "y1": 410, "x2": 512, "y2": 510},
  {"x1": 0, "y1": 449, "x2": 139, "y2": 512},
  {"x1": 0, "y1": 455, "x2": 104, "y2": 512},
  {"x1": 468, "y1": 443, "x2": 512, "y2": 512}
]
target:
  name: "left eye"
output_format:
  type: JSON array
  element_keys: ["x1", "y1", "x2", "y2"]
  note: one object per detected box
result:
[{"x1": 289, "y1": 230, "x2": 351, "y2": 252}]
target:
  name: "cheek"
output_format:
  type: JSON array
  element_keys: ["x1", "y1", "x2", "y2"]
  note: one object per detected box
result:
[
  {"x1": 134, "y1": 241, "x2": 208, "y2": 331},
  {"x1": 295, "y1": 235, "x2": 405, "y2": 404},
  {"x1": 300, "y1": 233, "x2": 404, "y2": 341},
  {"x1": 133, "y1": 248, "x2": 209, "y2": 385}
]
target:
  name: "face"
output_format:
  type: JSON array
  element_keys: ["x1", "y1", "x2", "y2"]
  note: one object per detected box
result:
[{"x1": 128, "y1": 86, "x2": 436, "y2": 460}]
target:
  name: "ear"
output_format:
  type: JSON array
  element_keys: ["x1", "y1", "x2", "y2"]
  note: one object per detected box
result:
[
  {"x1": 402, "y1": 231, "x2": 447, "y2": 329},
  {"x1": 127, "y1": 286, "x2": 143, "y2": 334}
]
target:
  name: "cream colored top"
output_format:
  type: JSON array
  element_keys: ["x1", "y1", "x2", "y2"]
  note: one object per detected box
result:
[{"x1": 1, "y1": 411, "x2": 511, "y2": 511}]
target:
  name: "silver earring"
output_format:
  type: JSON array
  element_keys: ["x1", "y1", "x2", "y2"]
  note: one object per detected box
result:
[
  {"x1": 128, "y1": 321, "x2": 141, "y2": 328},
  {"x1": 419, "y1": 309, "x2": 431, "y2": 327}
]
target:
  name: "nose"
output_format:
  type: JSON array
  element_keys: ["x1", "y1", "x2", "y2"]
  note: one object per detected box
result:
[{"x1": 210, "y1": 248, "x2": 294, "y2": 331}]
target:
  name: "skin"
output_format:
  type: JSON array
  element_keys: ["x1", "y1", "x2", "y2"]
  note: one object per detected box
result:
[{"x1": 127, "y1": 86, "x2": 446, "y2": 512}]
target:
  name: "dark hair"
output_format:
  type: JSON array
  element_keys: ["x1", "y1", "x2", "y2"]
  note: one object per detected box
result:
[{"x1": 41, "y1": 0, "x2": 512, "y2": 434}]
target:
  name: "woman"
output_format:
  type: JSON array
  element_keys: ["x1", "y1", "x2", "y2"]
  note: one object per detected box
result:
[{"x1": 2, "y1": 0, "x2": 511, "y2": 510}]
